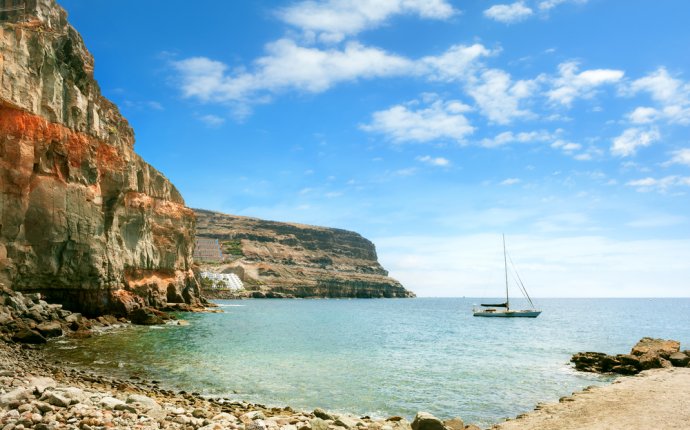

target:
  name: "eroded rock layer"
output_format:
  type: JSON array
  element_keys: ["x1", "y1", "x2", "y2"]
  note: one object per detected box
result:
[
  {"x1": 195, "y1": 209, "x2": 414, "y2": 298},
  {"x1": 0, "y1": 0, "x2": 200, "y2": 315}
]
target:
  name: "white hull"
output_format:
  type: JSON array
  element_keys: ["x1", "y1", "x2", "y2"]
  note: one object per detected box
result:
[{"x1": 473, "y1": 310, "x2": 541, "y2": 318}]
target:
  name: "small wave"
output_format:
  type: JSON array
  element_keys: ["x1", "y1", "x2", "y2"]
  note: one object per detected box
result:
[{"x1": 216, "y1": 304, "x2": 246, "y2": 307}]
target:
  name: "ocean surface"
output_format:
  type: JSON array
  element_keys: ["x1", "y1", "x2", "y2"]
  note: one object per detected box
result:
[{"x1": 46, "y1": 298, "x2": 690, "y2": 427}]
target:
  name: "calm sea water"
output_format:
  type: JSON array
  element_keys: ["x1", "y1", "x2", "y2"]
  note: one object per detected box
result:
[{"x1": 46, "y1": 298, "x2": 690, "y2": 427}]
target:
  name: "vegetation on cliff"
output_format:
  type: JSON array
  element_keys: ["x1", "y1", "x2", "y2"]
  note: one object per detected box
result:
[{"x1": 194, "y1": 209, "x2": 414, "y2": 298}]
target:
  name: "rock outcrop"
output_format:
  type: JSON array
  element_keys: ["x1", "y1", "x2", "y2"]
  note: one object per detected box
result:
[
  {"x1": 0, "y1": 0, "x2": 200, "y2": 315},
  {"x1": 571, "y1": 337, "x2": 688, "y2": 375},
  {"x1": 194, "y1": 209, "x2": 414, "y2": 298}
]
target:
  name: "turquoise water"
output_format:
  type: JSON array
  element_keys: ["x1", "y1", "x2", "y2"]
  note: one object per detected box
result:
[{"x1": 47, "y1": 298, "x2": 690, "y2": 426}]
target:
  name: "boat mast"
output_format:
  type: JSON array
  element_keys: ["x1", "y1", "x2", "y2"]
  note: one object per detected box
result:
[{"x1": 503, "y1": 234, "x2": 509, "y2": 310}]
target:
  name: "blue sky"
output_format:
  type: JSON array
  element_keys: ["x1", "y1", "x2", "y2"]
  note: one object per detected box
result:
[{"x1": 60, "y1": 0, "x2": 690, "y2": 297}]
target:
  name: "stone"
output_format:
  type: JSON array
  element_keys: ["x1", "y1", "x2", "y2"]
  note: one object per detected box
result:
[
  {"x1": 442, "y1": 417, "x2": 464, "y2": 430},
  {"x1": 100, "y1": 397, "x2": 125, "y2": 410},
  {"x1": 411, "y1": 413, "x2": 445, "y2": 430},
  {"x1": 464, "y1": 426, "x2": 482, "y2": 430},
  {"x1": 669, "y1": 352, "x2": 690, "y2": 367},
  {"x1": 334, "y1": 416, "x2": 361, "y2": 429},
  {"x1": 241, "y1": 411, "x2": 267, "y2": 423},
  {"x1": 42, "y1": 392, "x2": 70, "y2": 408},
  {"x1": 659, "y1": 357, "x2": 673, "y2": 368},
  {"x1": 125, "y1": 394, "x2": 165, "y2": 419},
  {"x1": 0, "y1": 387, "x2": 33, "y2": 407},
  {"x1": 313, "y1": 408, "x2": 335, "y2": 421},
  {"x1": 310, "y1": 419, "x2": 329, "y2": 430},
  {"x1": 28, "y1": 377, "x2": 57, "y2": 395},
  {"x1": 35, "y1": 322, "x2": 63, "y2": 338},
  {"x1": 610, "y1": 364, "x2": 638, "y2": 375},
  {"x1": 12, "y1": 329, "x2": 47, "y2": 344},
  {"x1": 638, "y1": 352, "x2": 662, "y2": 370},
  {"x1": 630, "y1": 337, "x2": 680, "y2": 358},
  {"x1": 193, "y1": 409, "x2": 208, "y2": 418}
]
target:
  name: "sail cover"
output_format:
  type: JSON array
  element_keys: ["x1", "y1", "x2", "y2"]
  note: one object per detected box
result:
[{"x1": 481, "y1": 302, "x2": 508, "y2": 307}]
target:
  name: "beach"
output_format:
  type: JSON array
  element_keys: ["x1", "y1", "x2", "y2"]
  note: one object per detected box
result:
[
  {"x1": 494, "y1": 367, "x2": 690, "y2": 430},
  {"x1": 3, "y1": 339, "x2": 690, "y2": 430}
]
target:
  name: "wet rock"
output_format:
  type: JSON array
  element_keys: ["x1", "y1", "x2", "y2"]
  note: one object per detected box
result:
[
  {"x1": 36, "y1": 322, "x2": 63, "y2": 338},
  {"x1": 128, "y1": 308, "x2": 164, "y2": 325},
  {"x1": 411, "y1": 413, "x2": 445, "y2": 430},
  {"x1": 12, "y1": 329, "x2": 47, "y2": 344}
]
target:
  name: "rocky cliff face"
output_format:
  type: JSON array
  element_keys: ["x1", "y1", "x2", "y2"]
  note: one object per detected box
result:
[
  {"x1": 195, "y1": 209, "x2": 414, "y2": 298},
  {"x1": 0, "y1": 0, "x2": 200, "y2": 315}
]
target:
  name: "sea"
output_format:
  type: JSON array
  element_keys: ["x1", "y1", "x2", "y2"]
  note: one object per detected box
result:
[{"x1": 45, "y1": 298, "x2": 690, "y2": 427}]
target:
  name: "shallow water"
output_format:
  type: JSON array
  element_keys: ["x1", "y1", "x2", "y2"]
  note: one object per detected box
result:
[{"x1": 46, "y1": 298, "x2": 690, "y2": 426}]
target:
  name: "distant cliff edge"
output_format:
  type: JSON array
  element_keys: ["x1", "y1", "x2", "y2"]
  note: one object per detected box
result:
[
  {"x1": 0, "y1": 0, "x2": 200, "y2": 315},
  {"x1": 194, "y1": 209, "x2": 414, "y2": 298}
]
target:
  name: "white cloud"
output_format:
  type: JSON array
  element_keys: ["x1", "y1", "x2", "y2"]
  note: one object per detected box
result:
[
  {"x1": 466, "y1": 69, "x2": 537, "y2": 124},
  {"x1": 629, "y1": 67, "x2": 688, "y2": 104},
  {"x1": 500, "y1": 178, "x2": 521, "y2": 185},
  {"x1": 480, "y1": 130, "x2": 554, "y2": 148},
  {"x1": 278, "y1": 0, "x2": 456, "y2": 43},
  {"x1": 665, "y1": 148, "x2": 690, "y2": 167},
  {"x1": 626, "y1": 176, "x2": 690, "y2": 193},
  {"x1": 627, "y1": 106, "x2": 660, "y2": 124},
  {"x1": 361, "y1": 96, "x2": 474, "y2": 143},
  {"x1": 417, "y1": 155, "x2": 451, "y2": 166},
  {"x1": 611, "y1": 127, "x2": 660, "y2": 157},
  {"x1": 421, "y1": 43, "x2": 494, "y2": 81},
  {"x1": 551, "y1": 139, "x2": 582, "y2": 154},
  {"x1": 538, "y1": 0, "x2": 588, "y2": 12},
  {"x1": 625, "y1": 68, "x2": 690, "y2": 125},
  {"x1": 484, "y1": 2, "x2": 533, "y2": 23},
  {"x1": 547, "y1": 61, "x2": 624, "y2": 107},
  {"x1": 173, "y1": 40, "x2": 414, "y2": 103},
  {"x1": 198, "y1": 114, "x2": 226, "y2": 127}
]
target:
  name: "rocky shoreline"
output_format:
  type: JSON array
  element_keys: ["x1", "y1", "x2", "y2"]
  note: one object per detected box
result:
[
  {"x1": 0, "y1": 287, "x2": 477, "y2": 430},
  {"x1": 2, "y1": 286, "x2": 687, "y2": 430}
]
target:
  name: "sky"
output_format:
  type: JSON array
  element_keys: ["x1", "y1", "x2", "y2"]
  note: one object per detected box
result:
[{"x1": 58, "y1": 0, "x2": 690, "y2": 297}]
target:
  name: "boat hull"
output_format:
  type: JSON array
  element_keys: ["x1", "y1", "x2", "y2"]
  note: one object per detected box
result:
[{"x1": 473, "y1": 310, "x2": 541, "y2": 318}]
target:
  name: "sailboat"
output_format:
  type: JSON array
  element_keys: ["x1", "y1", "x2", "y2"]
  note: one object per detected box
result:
[{"x1": 473, "y1": 235, "x2": 541, "y2": 318}]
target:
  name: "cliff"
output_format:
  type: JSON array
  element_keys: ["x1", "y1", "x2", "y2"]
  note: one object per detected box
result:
[
  {"x1": 194, "y1": 209, "x2": 414, "y2": 298},
  {"x1": 0, "y1": 0, "x2": 200, "y2": 315}
]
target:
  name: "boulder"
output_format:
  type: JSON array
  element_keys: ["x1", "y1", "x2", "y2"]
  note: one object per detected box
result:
[
  {"x1": 638, "y1": 352, "x2": 662, "y2": 370},
  {"x1": 631, "y1": 337, "x2": 680, "y2": 358},
  {"x1": 411, "y1": 412, "x2": 445, "y2": 430},
  {"x1": 313, "y1": 408, "x2": 335, "y2": 421},
  {"x1": 310, "y1": 419, "x2": 329, "y2": 430},
  {"x1": 334, "y1": 415, "x2": 362, "y2": 429},
  {"x1": 36, "y1": 321, "x2": 63, "y2": 338},
  {"x1": 126, "y1": 393, "x2": 165, "y2": 419},
  {"x1": 443, "y1": 417, "x2": 464, "y2": 430},
  {"x1": 42, "y1": 392, "x2": 70, "y2": 408},
  {"x1": 12, "y1": 328, "x2": 47, "y2": 344},
  {"x1": 128, "y1": 308, "x2": 164, "y2": 325},
  {"x1": 669, "y1": 352, "x2": 690, "y2": 367},
  {"x1": 0, "y1": 387, "x2": 34, "y2": 407},
  {"x1": 28, "y1": 377, "x2": 56, "y2": 395}
]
